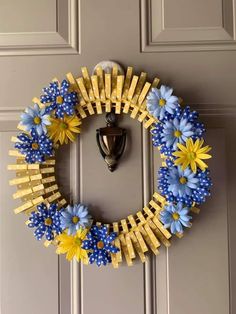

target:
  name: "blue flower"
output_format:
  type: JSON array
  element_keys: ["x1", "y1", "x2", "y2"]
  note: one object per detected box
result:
[
  {"x1": 167, "y1": 166, "x2": 199, "y2": 198},
  {"x1": 20, "y1": 104, "x2": 51, "y2": 136},
  {"x1": 15, "y1": 129, "x2": 53, "y2": 163},
  {"x1": 151, "y1": 123, "x2": 164, "y2": 147},
  {"x1": 158, "y1": 166, "x2": 212, "y2": 206},
  {"x1": 60, "y1": 204, "x2": 92, "y2": 235},
  {"x1": 162, "y1": 117, "x2": 194, "y2": 149},
  {"x1": 82, "y1": 225, "x2": 119, "y2": 267},
  {"x1": 151, "y1": 106, "x2": 205, "y2": 156},
  {"x1": 174, "y1": 106, "x2": 205, "y2": 140},
  {"x1": 160, "y1": 203, "x2": 192, "y2": 234},
  {"x1": 147, "y1": 85, "x2": 179, "y2": 120},
  {"x1": 40, "y1": 80, "x2": 78, "y2": 118},
  {"x1": 28, "y1": 203, "x2": 62, "y2": 240},
  {"x1": 191, "y1": 170, "x2": 212, "y2": 204}
]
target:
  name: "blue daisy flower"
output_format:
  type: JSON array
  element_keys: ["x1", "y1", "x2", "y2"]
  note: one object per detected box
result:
[
  {"x1": 20, "y1": 103, "x2": 51, "y2": 136},
  {"x1": 15, "y1": 129, "x2": 53, "y2": 163},
  {"x1": 82, "y1": 225, "x2": 119, "y2": 267},
  {"x1": 60, "y1": 204, "x2": 92, "y2": 235},
  {"x1": 158, "y1": 166, "x2": 212, "y2": 206},
  {"x1": 167, "y1": 166, "x2": 199, "y2": 198},
  {"x1": 160, "y1": 203, "x2": 192, "y2": 234},
  {"x1": 162, "y1": 117, "x2": 194, "y2": 149},
  {"x1": 174, "y1": 106, "x2": 205, "y2": 140},
  {"x1": 28, "y1": 203, "x2": 62, "y2": 240},
  {"x1": 146, "y1": 85, "x2": 179, "y2": 120},
  {"x1": 151, "y1": 106, "x2": 205, "y2": 156},
  {"x1": 40, "y1": 80, "x2": 78, "y2": 118}
]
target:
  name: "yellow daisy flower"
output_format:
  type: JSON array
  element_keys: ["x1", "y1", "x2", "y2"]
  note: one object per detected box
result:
[
  {"x1": 173, "y1": 138, "x2": 212, "y2": 173},
  {"x1": 56, "y1": 228, "x2": 88, "y2": 263},
  {"x1": 47, "y1": 114, "x2": 81, "y2": 145}
]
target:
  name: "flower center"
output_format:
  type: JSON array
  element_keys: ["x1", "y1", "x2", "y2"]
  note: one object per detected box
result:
[
  {"x1": 97, "y1": 241, "x2": 104, "y2": 249},
  {"x1": 174, "y1": 130, "x2": 182, "y2": 138},
  {"x1": 159, "y1": 98, "x2": 166, "y2": 107},
  {"x1": 44, "y1": 217, "x2": 52, "y2": 226},
  {"x1": 179, "y1": 176, "x2": 187, "y2": 184},
  {"x1": 75, "y1": 237, "x2": 82, "y2": 246},
  {"x1": 33, "y1": 116, "x2": 41, "y2": 125},
  {"x1": 31, "y1": 142, "x2": 39, "y2": 150},
  {"x1": 60, "y1": 122, "x2": 68, "y2": 129},
  {"x1": 56, "y1": 96, "x2": 64, "y2": 104},
  {"x1": 172, "y1": 213, "x2": 180, "y2": 221},
  {"x1": 72, "y1": 216, "x2": 79, "y2": 224},
  {"x1": 187, "y1": 152, "x2": 196, "y2": 161}
]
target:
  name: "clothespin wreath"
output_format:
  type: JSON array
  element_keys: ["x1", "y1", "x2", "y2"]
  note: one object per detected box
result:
[{"x1": 8, "y1": 65, "x2": 212, "y2": 268}]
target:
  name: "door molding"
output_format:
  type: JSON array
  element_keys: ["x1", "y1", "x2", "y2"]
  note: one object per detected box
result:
[
  {"x1": 0, "y1": 0, "x2": 80, "y2": 56},
  {"x1": 141, "y1": 0, "x2": 236, "y2": 52}
]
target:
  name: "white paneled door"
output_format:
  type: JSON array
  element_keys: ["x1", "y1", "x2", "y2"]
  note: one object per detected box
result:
[{"x1": 0, "y1": 1, "x2": 235, "y2": 314}]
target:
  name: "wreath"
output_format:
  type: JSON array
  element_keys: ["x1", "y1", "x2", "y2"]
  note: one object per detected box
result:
[{"x1": 8, "y1": 64, "x2": 212, "y2": 268}]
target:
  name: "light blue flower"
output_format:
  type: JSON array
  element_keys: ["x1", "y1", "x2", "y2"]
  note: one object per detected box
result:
[
  {"x1": 60, "y1": 204, "x2": 92, "y2": 235},
  {"x1": 146, "y1": 85, "x2": 179, "y2": 120},
  {"x1": 162, "y1": 117, "x2": 194, "y2": 149},
  {"x1": 20, "y1": 104, "x2": 51, "y2": 136},
  {"x1": 151, "y1": 106, "x2": 205, "y2": 157},
  {"x1": 160, "y1": 203, "x2": 192, "y2": 234},
  {"x1": 167, "y1": 166, "x2": 199, "y2": 198}
]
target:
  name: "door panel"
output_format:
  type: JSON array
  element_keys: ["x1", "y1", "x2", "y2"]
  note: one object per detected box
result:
[
  {"x1": 167, "y1": 130, "x2": 229, "y2": 314},
  {"x1": 0, "y1": 130, "x2": 59, "y2": 314},
  {"x1": 0, "y1": 1, "x2": 235, "y2": 314}
]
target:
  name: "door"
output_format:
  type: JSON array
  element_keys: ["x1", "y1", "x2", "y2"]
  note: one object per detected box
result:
[{"x1": 0, "y1": 1, "x2": 235, "y2": 314}]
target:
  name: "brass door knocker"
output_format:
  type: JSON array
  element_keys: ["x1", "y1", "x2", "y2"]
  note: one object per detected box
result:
[{"x1": 96, "y1": 111, "x2": 126, "y2": 172}]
